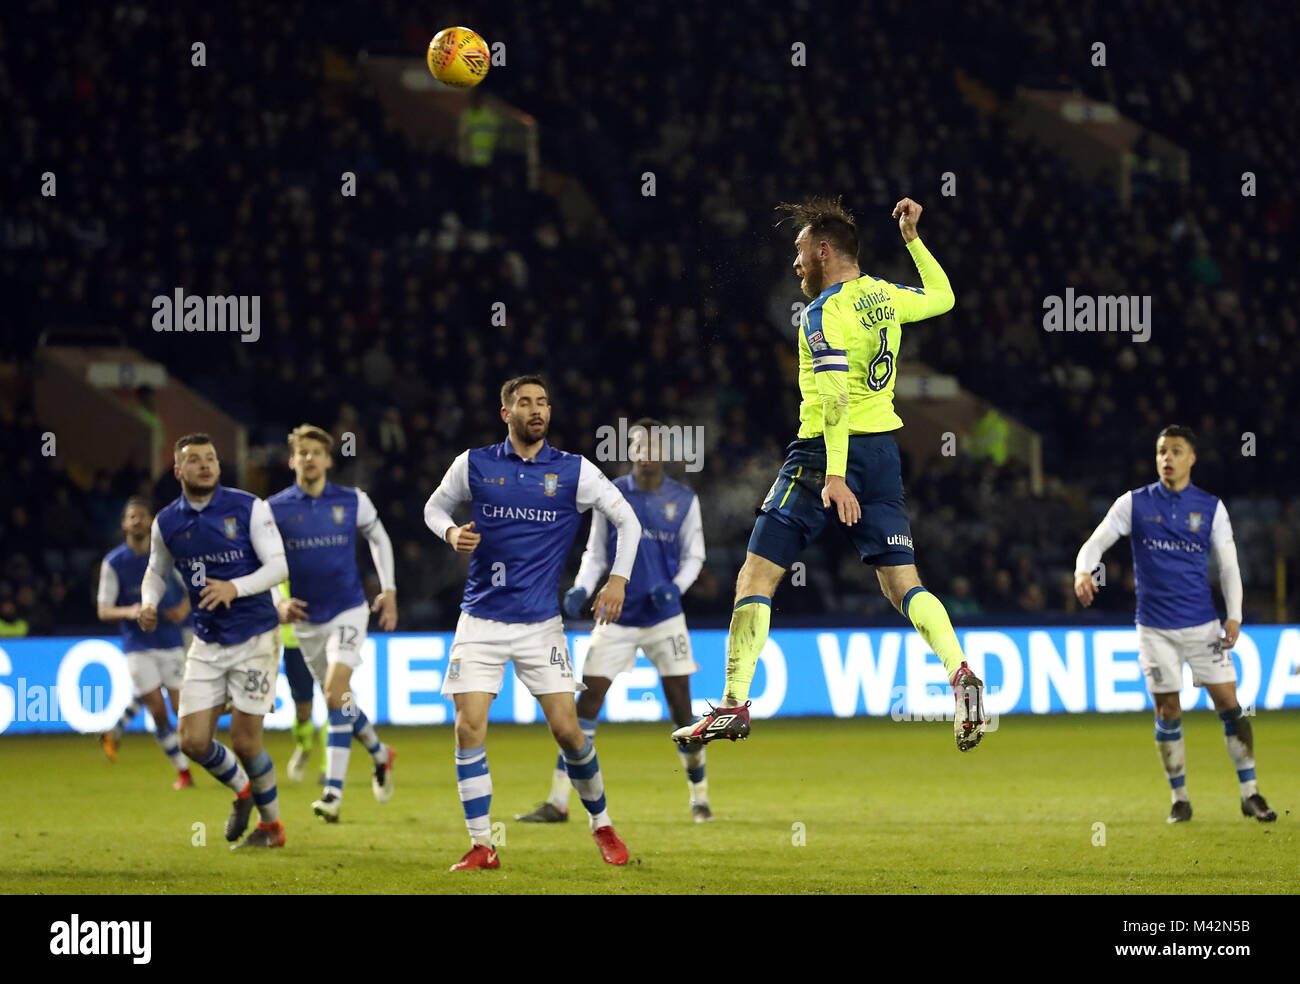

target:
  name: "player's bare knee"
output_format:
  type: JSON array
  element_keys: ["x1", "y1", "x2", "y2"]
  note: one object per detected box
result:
[
  {"x1": 231, "y1": 733, "x2": 260, "y2": 762},
  {"x1": 735, "y1": 556, "x2": 782, "y2": 601},
  {"x1": 877, "y1": 567, "x2": 921, "y2": 612},
  {"x1": 178, "y1": 728, "x2": 207, "y2": 760},
  {"x1": 1207, "y1": 686, "x2": 1238, "y2": 712},
  {"x1": 1153, "y1": 695, "x2": 1181, "y2": 721},
  {"x1": 550, "y1": 722, "x2": 586, "y2": 754},
  {"x1": 454, "y1": 717, "x2": 486, "y2": 750}
]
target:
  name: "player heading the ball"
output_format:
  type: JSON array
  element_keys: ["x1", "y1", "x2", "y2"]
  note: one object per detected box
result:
[{"x1": 673, "y1": 196, "x2": 987, "y2": 752}]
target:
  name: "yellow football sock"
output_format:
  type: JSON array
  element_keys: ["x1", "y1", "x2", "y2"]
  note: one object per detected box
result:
[
  {"x1": 903, "y1": 587, "x2": 965, "y2": 678},
  {"x1": 723, "y1": 596, "x2": 772, "y2": 704}
]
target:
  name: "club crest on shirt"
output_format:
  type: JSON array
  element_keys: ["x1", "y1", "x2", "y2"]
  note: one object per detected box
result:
[
  {"x1": 543, "y1": 473, "x2": 559, "y2": 496},
  {"x1": 1187, "y1": 512, "x2": 1203, "y2": 532},
  {"x1": 223, "y1": 517, "x2": 238, "y2": 539},
  {"x1": 332, "y1": 505, "x2": 346, "y2": 525},
  {"x1": 664, "y1": 501, "x2": 678, "y2": 521}
]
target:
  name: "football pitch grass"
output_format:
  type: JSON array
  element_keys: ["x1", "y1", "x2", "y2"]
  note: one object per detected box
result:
[{"x1": 2, "y1": 711, "x2": 1296, "y2": 895}]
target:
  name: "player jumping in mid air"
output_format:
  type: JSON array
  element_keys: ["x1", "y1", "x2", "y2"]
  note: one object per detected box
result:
[
  {"x1": 140, "y1": 433, "x2": 289, "y2": 849},
  {"x1": 673, "y1": 196, "x2": 987, "y2": 751},
  {"x1": 269, "y1": 424, "x2": 398, "y2": 822},
  {"x1": 516, "y1": 417, "x2": 711, "y2": 824},
  {"x1": 1075, "y1": 425, "x2": 1276, "y2": 823},
  {"x1": 424, "y1": 375, "x2": 643, "y2": 870},
  {"x1": 97, "y1": 496, "x2": 194, "y2": 788}
]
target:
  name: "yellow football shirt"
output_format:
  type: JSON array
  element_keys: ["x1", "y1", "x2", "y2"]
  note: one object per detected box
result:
[{"x1": 796, "y1": 237, "x2": 955, "y2": 475}]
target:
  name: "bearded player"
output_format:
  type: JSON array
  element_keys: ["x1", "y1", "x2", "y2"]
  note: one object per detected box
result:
[
  {"x1": 140, "y1": 433, "x2": 289, "y2": 849},
  {"x1": 673, "y1": 196, "x2": 986, "y2": 751},
  {"x1": 269, "y1": 424, "x2": 398, "y2": 823},
  {"x1": 424, "y1": 375, "x2": 642, "y2": 870},
  {"x1": 1075, "y1": 425, "x2": 1276, "y2": 823}
]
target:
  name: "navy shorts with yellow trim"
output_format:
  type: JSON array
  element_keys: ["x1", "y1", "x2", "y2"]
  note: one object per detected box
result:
[{"x1": 748, "y1": 433, "x2": 915, "y2": 569}]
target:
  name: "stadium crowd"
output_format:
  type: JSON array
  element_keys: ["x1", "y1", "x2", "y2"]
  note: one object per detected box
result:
[{"x1": 2, "y1": 0, "x2": 1296, "y2": 633}]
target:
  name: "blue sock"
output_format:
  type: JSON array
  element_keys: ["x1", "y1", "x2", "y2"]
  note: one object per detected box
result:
[
  {"x1": 563, "y1": 738, "x2": 610, "y2": 829},
  {"x1": 456, "y1": 745, "x2": 492, "y2": 845},
  {"x1": 1154, "y1": 716, "x2": 1188, "y2": 802},
  {"x1": 154, "y1": 723, "x2": 188, "y2": 771},
  {"x1": 199, "y1": 740, "x2": 248, "y2": 792},
  {"x1": 246, "y1": 748, "x2": 279, "y2": 823},
  {"x1": 350, "y1": 707, "x2": 386, "y2": 764},
  {"x1": 325, "y1": 706, "x2": 352, "y2": 794}
]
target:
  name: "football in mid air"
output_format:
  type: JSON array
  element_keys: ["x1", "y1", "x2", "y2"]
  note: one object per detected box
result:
[{"x1": 427, "y1": 26, "x2": 490, "y2": 88}]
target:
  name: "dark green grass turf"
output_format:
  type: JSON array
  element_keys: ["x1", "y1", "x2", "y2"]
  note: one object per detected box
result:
[{"x1": 1, "y1": 711, "x2": 1296, "y2": 894}]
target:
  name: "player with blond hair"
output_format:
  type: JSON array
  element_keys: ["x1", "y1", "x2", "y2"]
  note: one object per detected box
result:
[{"x1": 269, "y1": 424, "x2": 398, "y2": 823}]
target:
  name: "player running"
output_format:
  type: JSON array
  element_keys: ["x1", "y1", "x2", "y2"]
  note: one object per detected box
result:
[
  {"x1": 1074, "y1": 425, "x2": 1277, "y2": 824},
  {"x1": 269, "y1": 424, "x2": 398, "y2": 822},
  {"x1": 424, "y1": 375, "x2": 642, "y2": 870},
  {"x1": 97, "y1": 496, "x2": 194, "y2": 788},
  {"x1": 139, "y1": 433, "x2": 289, "y2": 849},
  {"x1": 517, "y1": 417, "x2": 710, "y2": 824},
  {"x1": 673, "y1": 196, "x2": 986, "y2": 751}
]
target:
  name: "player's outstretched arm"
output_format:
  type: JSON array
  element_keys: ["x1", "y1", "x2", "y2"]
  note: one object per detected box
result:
[
  {"x1": 891, "y1": 198, "x2": 955, "y2": 323},
  {"x1": 1073, "y1": 491, "x2": 1133, "y2": 606}
]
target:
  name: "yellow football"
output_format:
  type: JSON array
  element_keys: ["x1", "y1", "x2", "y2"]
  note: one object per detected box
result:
[{"x1": 427, "y1": 26, "x2": 490, "y2": 88}]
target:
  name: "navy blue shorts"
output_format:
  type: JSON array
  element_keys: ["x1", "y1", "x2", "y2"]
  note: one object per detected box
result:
[
  {"x1": 282, "y1": 645, "x2": 315, "y2": 704},
  {"x1": 747, "y1": 433, "x2": 915, "y2": 569}
]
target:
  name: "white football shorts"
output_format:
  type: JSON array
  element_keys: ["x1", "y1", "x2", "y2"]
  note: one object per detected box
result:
[
  {"x1": 126, "y1": 647, "x2": 186, "y2": 697},
  {"x1": 293, "y1": 603, "x2": 370, "y2": 681},
  {"x1": 582, "y1": 613, "x2": 697, "y2": 679},
  {"x1": 1137, "y1": 619, "x2": 1236, "y2": 694},
  {"x1": 442, "y1": 611, "x2": 583, "y2": 698},
  {"x1": 178, "y1": 628, "x2": 280, "y2": 717}
]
